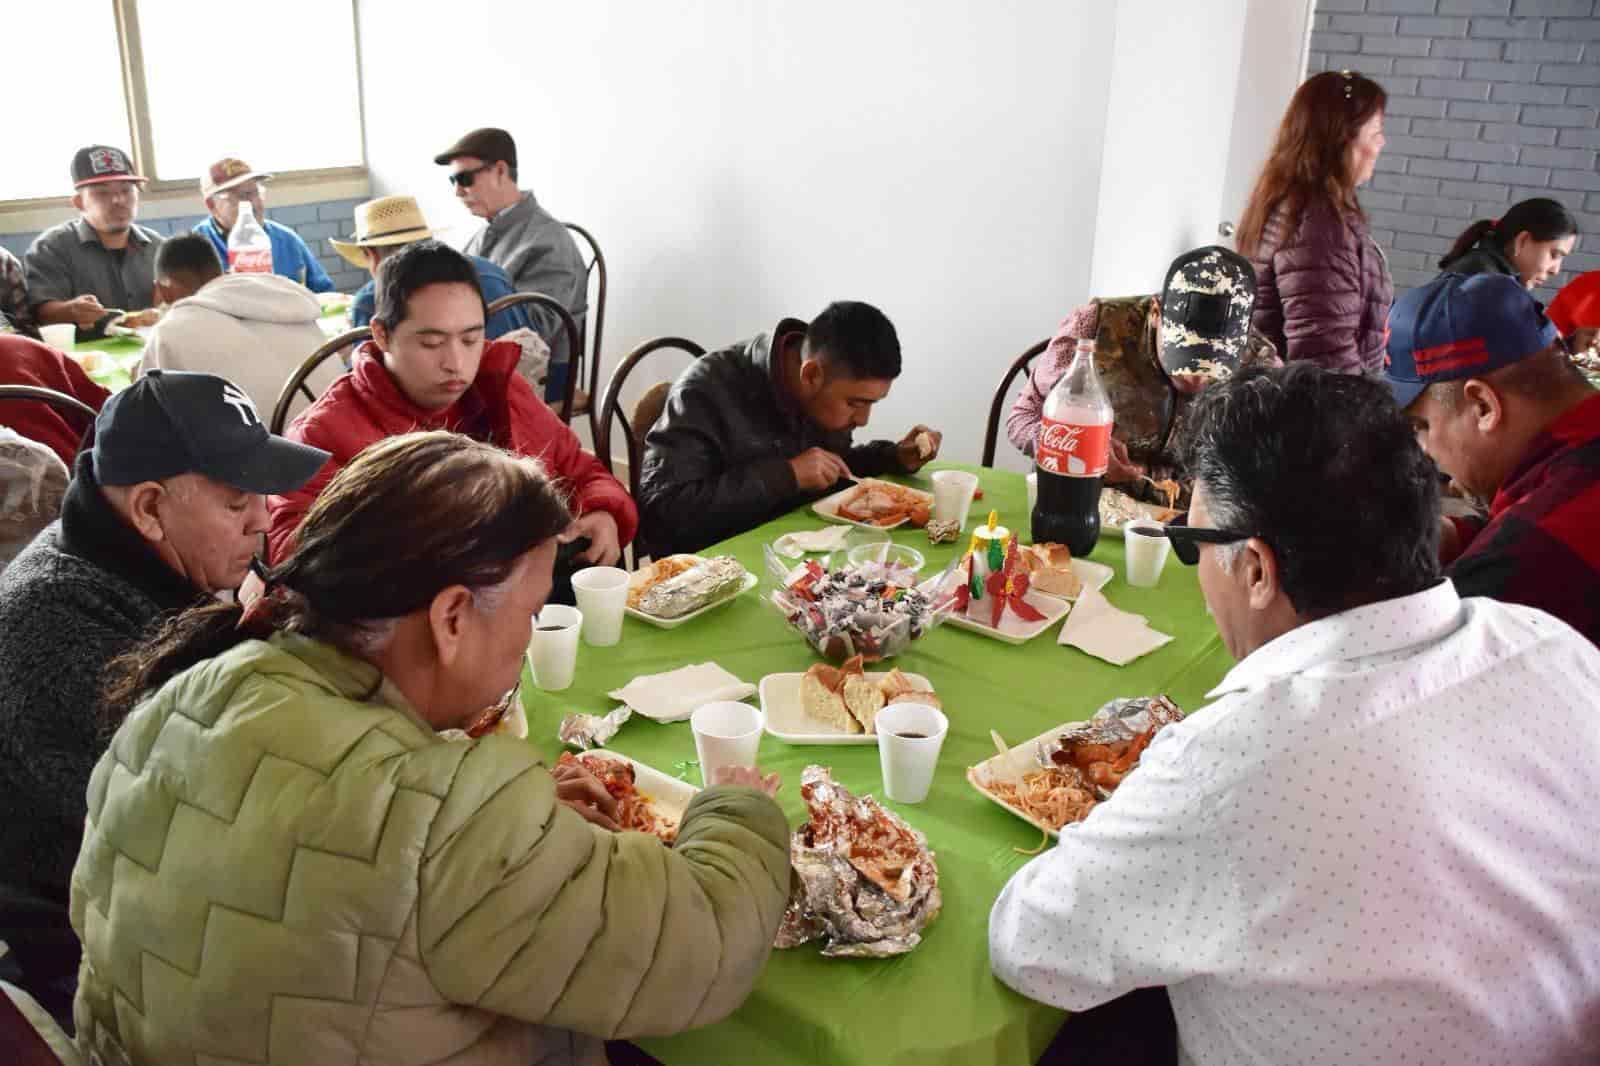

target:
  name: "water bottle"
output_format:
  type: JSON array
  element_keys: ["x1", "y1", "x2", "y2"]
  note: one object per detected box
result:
[
  {"x1": 228, "y1": 201, "x2": 273, "y2": 274},
  {"x1": 1033, "y1": 339, "x2": 1114, "y2": 555}
]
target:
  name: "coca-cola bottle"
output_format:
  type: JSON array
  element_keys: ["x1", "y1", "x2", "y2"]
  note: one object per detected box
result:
[
  {"x1": 1033, "y1": 338, "x2": 1114, "y2": 555},
  {"x1": 227, "y1": 201, "x2": 274, "y2": 274}
]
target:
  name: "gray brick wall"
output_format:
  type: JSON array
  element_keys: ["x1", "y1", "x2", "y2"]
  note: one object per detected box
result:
[
  {"x1": 0, "y1": 196, "x2": 369, "y2": 294},
  {"x1": 1310, "y1": 0, "x2": 1600, "y2": 296}
]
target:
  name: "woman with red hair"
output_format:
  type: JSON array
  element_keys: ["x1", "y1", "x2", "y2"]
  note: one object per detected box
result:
[{"x1": 1236, "y1": 70, "x2": 1392, "y2": 376}]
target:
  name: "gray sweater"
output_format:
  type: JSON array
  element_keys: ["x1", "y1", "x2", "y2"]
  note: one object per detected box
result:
[{"x1": 0, "y1": 454, "x2": 201, "y2": 916}]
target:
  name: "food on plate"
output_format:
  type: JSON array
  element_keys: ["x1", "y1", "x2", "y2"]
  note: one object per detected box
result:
[
  {"x1": 113, "y1": 308, "x2": 161, "y2": 329},
  {"x1": 775, "y1": 766, "x2": 941, "y2": 958},
  {"x1": 1099, "y1": 488, "x2": 1182, "y2": 528},
  {"x1": 951, "y1": 514, "x2": 1048, "y2": 628},
  {"x1": 975, "y1": 696, "x2": 1184, "y2": 831},
  {"x1": 800, "y1": 659, "x2": 940, "y2": 734},
  {"x1": 628, "y1": 554, "x2": 746, "y2": 619},
  {"x1": 558, "y1": 752, "x2": 679, "y2": 844},
  {"x1": 774, "y1": 558, "x2": 949, "y2": 662},
  {"x1": 834, "y1": 480, "x2": 933, "y2": 528},
  {"x1": 925, "y1": 517, "x2": 959, "y2": 544},
  {"x1": 1019, "y1": 541, "x2": 1081, "y2": 598}
]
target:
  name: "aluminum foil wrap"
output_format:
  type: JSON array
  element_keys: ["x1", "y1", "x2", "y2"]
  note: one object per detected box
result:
[
  {"x1": 925, "y1": 518, "x2": 959, "y2": 544},
  {"x1": 774, "y1": 766, "x2": 941, "y2": 958},
  {"x1": 637, "y1": 556, "x2": 747, "y2": 619},
  {"x1": 557, "y1": 706, "x2": 633, "y2": 750}
]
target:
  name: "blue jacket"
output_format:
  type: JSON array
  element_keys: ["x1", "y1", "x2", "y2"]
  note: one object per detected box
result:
[
  {"x1": 351, "y1": 255, "x2": 536, "y2": 340},
  {"x1": 194, "y1": 217, "x2": 335, "y2": 293}
]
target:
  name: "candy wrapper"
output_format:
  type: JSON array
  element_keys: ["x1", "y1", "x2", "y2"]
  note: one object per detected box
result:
[
  {"x1": 775, "y1": 766, "x2": 941, "y2": 958},
  {"x1": 925, "y1": 518, "x2": 959, "y2": 544},
  {"x1": 557, "y1": 707, "x2": 633, "y2": 750},
  {"x1": 765, "y1": 546, "x2": 958, "y2": 663}
]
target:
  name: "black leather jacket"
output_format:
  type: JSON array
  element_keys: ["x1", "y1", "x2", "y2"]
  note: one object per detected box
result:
[{"x1": 639, "y1": 319, "x2": 905, "y2": 556}]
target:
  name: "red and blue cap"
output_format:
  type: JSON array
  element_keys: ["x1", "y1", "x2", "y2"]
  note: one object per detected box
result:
[{"x1": 1384, "y1": 272, "x2": 1560, "y2": 409}]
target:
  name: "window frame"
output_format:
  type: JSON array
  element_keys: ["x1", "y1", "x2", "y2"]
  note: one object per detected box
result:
[{"x1": 0, "y1": 0, "x2": 368, "y2": 218}]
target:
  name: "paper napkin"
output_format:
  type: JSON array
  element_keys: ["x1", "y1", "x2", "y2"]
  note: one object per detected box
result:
[
  {"x1": 1057, "y1": 586, "x2": 1174, "y2": 666},
  {"x1": 608, "y1": 662, "x2": 757, "y2": 722}
]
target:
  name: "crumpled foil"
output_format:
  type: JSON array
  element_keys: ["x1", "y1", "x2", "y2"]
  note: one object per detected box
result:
[
  {"x1": 637, "y1": 556, "x2": 747, "y2": 619},
  {"x1": 925, "y1": 518, "x2": 960, "y2": 544},
  {"x1": 774, "y1": 766, "x2": 941, "y2": 958},
  {"x1": 557, "y1": 706, "x2": 633, "y2": 750}
]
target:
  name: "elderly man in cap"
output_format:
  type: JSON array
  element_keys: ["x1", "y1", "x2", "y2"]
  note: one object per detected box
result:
[
  {"x1": 1386, "y1": 271, "x2": 1600, "y2": 645},
  {"x1": 335, "y1": 194, "x2": 535, "y2": 341},
  {"x1": 192, "y1": 156, "x2": 334, "y2": 293},
  {"x1": 0, "y1": 370, "x2": 327, "y2": 1015},
  {"x1": 24, "y1": 145, "x2": 164, "y2": 338},
  {"x1": 1006, "y1": 246, "x2": 1280, "y2": 508},
  {"x1": 435, "y1": 127, "x2": 587, "y2": 400}
]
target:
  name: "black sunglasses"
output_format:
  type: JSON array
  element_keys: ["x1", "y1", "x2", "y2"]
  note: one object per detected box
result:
[
  {"x1": 1150, "y1": 512, "x2": 1257, "y2": 565},
  {"x1": 447, "y1": 163, "x2": 493, "y2": 189}
]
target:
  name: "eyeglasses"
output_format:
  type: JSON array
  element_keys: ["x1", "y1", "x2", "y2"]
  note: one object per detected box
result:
[
  {"x1": 1156, "y1": 512, "x2": 1257, "y2": 565},
  {"x1": 448, "y1": 163, "x2": 492, "y2": 189}
]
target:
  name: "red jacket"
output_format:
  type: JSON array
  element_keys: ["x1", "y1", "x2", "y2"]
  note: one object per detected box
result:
[
  {"x1": 0, "y1": 335, "x2": 111, "y2": 465},
  {"x1": 268, "y1": 340, "x2": 636, "y2": 561}
]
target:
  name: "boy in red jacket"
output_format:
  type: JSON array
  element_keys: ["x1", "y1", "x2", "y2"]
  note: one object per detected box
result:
[{"x1": 269, "y1": 242, "x2": 635, "y2": 598}]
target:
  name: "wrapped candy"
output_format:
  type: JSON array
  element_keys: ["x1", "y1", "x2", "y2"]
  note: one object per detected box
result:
[
  {"x1": 765, "y1": 547, "x2": 958, "y2": 663},
  {"x1": 925, "y1": 518, "x2": 959, "y2": 544},
  {"x1": 775, "y1": 767, "x2": 941, "y2": 958}
]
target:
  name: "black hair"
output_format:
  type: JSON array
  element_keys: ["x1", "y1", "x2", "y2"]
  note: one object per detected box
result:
[
  {"x1": 1440, "y1": 198, "x2": 1580, "y2": 269},
  {"x1": 372, "y1": 239, "x2": 487, "y2": 330},
  {"x1": 1180, "y1": 363, "x2": 1440, "y2": 618},
  {"x1": 805, "y1": 301, "x2": 902, "y2": 380},
  {"x1": 154, "y1": 234, "x2": 224, "y2": 284}
]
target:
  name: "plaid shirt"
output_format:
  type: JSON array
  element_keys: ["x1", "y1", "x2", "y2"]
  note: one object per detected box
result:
[{"x1": 1449, "y1": 392, "x2": 1600, "y2": 645}]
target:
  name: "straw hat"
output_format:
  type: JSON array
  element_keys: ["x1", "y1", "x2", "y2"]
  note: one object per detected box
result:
[{"x1": 330, "y1": 195, "x2": 435, "y2": 269}]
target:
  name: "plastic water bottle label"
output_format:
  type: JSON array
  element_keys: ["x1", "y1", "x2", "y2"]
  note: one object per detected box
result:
[{"x1": 1037, "y1": 418, "x2": 1111, "y2": 477}]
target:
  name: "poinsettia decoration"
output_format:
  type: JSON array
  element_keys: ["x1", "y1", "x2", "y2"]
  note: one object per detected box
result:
[{"x1": 985, "y1": 537, "x2": 1047, "y2": 628}]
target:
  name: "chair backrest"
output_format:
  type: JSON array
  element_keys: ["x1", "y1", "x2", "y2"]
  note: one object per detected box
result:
[
  {"x1": 981, "y1": 338, "x2": 1049, "y2": 467},
  {"x1": 563, "y1": 222, "x2": 608, "y2": 443},
  {"x1": 271, "y1": 327, "x2": 370, "y2": 434},
  {"x1": 0, "y1": 385, "x2": 99, "y2": 427},
  {"x1": 485, "y1": 292, "x2": 583, "y2": 425},
  {"x1": 596, "y1": 336, "x2": 705, "y2": 497}
]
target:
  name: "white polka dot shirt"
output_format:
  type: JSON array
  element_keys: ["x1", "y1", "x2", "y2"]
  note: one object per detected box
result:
[{"x1": 989, "y1": 581, "x2": 1600, "y2": 1066}]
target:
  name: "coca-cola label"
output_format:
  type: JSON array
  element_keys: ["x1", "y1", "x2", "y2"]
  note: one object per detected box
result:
[
  {"x1": 1037, "y1": 417, "x2": 1111, "y2": 476},
  {"x1": 229, "y1": 248, "x2": 272, "y2": 274}
]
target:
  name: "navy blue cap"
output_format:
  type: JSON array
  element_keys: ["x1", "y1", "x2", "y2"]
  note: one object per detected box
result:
[
  {"x1": 1384, "y1": 272, "x2": 1561, "y2": 409},
  {"x1": 93, "y1": 370, "x2": 329, "y2": 494}
]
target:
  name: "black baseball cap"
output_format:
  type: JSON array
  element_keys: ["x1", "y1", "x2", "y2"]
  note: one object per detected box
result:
[
  {"x1": 72, "y1": 145, "x2": 147, "y2": 188},
  {"x1": 433, "y1": 127, "x2": 517, "y2": 168},
  {"x1": 1158, "y1": 246, "x2": 1257, "y2": 380},
  {"x1": 93, "y1": 371, "x2": 329, "y2": 494}
]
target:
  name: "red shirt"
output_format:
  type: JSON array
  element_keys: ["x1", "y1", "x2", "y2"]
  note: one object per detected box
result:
[
  {"x1": 267, "y1": 340, "x2": 637, "y2": 561},
  {"x1": 1449, "y1": 391, "x2": 1600, "y2": 646},
  {"x1": 0, "y1": 335, "x2": 111, "y2": 465}
]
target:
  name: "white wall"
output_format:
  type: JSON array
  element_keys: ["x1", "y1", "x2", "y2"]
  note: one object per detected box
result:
[
  {"x1": 360, "y1": 0, "x2": 1116, "y2": 468},
  {"x1": 1219, "y1": 0, "x2": 1316, "y2": 233}
]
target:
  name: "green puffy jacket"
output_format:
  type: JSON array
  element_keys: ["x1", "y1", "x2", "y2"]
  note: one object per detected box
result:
[{"x1": 70, "y1": 633, "x2": 792, "y2": 1065}]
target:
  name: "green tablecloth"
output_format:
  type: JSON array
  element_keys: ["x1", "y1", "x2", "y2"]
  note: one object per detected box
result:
[
  {"x1": 517, "y1": 463, "x2": 1231, "y2": 1066},
  {"x1": 69, "y1": 336, "x2": 145, "y2": 393}
]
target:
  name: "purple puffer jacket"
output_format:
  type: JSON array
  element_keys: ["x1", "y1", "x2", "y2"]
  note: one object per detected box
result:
[{"x1": 1248, "y1": 198, "x2": 1393, "y2": 376}]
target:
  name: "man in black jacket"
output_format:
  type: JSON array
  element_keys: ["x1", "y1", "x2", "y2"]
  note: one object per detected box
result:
[
  {"x1": 0, "y1": 371, "x2": 325, "y2": 1023},
  {"x1": 639, "y1": 301, "x2": 941, "y2": 556}
]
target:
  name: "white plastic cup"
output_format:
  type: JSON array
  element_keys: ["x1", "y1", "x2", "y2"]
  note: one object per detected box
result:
[
  {"x1": 1026, "y1": 473, "x2": 1038, "y2": 515},
  {"x1": 39, "y1": 324, "x2": 75, "y2": 351},
  {"x1": 527, "y1": 604, "x2": 582, "y2": 690},
  {"x1": 931, "y1": 470, "x2": 981, "y2": 530},
  {"x1": 875, "y1": 702, "x2": 949, "y2": 804},
  {"x1": 570, "y1": 566, "x2": 629, "y2": 647},
  {"x1": 1124, "y1": 519, "x2": 1172, "y2": 588},
  {"x1": 690, "y1": 701, "x2": 764, "y2": 788}
]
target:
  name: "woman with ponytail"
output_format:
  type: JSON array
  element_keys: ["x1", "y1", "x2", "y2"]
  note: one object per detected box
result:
[
  {"x1": 1236, "y1": 70, "x2": 1393, "y2": 376},
  {"x1": 1439, "y1": 197, "x2": 1579, "y2": 290},
  {"x1": 74, "y1": 431, "x2": 791, "y2": 1066}
]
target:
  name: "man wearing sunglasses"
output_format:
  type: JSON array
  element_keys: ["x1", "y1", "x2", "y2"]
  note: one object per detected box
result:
[
  {"x1": 1386, "y1": 271, "x2": 1600, "y2": 647},
  {"x1": 991, "y1": 364, "x2": 1600, "y2": 1066},
  {"x1": 192, "y1": 157, "x2": 335, "y2": 293},
  {"x1": 435, "y1": 128, "x2": 587, "y2": 403}
]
